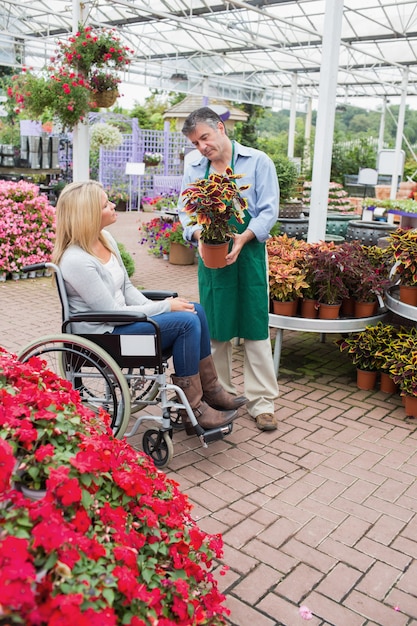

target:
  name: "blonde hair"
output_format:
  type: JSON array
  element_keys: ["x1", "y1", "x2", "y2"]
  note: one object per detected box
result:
[{"x1": 52, "y1": 180, "x2": 112, "y2": 265}]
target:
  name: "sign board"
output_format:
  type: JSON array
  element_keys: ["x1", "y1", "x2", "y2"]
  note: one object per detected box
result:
[
  {"x1": 377, "y1": 149, "x2": 405, "y2": 177},
  {"x1": 125, "y1": 162, "x2": 145, "y2": 176}
]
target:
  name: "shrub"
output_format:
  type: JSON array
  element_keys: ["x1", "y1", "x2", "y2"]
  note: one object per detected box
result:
[{"x1": 117, "y1": 242, "x2": 135, "y2": 277}]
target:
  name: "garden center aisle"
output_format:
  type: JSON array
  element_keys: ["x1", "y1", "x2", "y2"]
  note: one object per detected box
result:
[{"x1": 2, "y1": 211, "x2": 417, "y2": 626}]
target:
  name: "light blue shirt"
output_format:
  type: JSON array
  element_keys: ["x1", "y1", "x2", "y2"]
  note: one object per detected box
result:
[{"x1": 178, "y1": 140, "x2": 279, "y2": 243}]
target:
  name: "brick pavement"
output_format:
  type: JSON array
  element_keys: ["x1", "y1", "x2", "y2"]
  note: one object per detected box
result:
[{"x1": 2, "y1": 211, "x2": 417, "y2": 625}]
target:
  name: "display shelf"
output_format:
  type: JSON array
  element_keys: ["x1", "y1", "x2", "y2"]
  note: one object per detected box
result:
[
  {"x1": 269, "y1": 310, "x2": 388, "y2": 376},
  {"x1": 385, "y1": 286, "x2": 417, "y2": 322}
]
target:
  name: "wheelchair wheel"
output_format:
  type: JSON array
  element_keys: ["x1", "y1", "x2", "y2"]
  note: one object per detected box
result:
[
  {"x1": 18, "y1": 334, "x2": 131, "y2": 439},
  {"x1": 142, "y1": 428, "x2": 173, "y2": 468}
]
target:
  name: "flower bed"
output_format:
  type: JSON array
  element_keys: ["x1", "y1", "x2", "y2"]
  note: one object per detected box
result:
[
  {"x1": 0, "y1": 180, "x2": 55, "y2": 278},
  {"x1": 0, "y1": 348, "x2": 229, "y2": 624}
]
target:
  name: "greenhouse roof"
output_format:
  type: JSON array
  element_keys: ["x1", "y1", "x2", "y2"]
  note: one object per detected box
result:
[{"x1": 2, "y1": 0, "x2": 417, "y2": 111}]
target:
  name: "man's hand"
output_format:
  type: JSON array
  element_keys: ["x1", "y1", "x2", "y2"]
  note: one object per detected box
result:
[{"x1": 226, "y1": 229, "x2": 255, "y2": 265}]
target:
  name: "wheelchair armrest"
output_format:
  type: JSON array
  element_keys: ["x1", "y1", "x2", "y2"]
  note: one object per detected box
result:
[
  {"x1": 141, "y1": 290, "x2": 178, "y2": 300},
  {"x1": 68, "y1": 311, "x2": 148, "y2": 324}
]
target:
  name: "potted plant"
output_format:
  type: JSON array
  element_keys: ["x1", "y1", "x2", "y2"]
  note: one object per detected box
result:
[
  {"x1": 387, "y1": 326, "x2": 417, "y2": 414},
  {"x1": 139, "y1": 216, "x2": 175, "y2": 258},
  {"x1": 168, "y1": 222, "x2": 196, "y2": 266},
  {"x1": 387, "y1": 228, "x2": 417, "y2": 305},
  {"x1": 181, "y1": 166, "x2": 250, "y2": 268},
  {"x1": 272, "y1": 155, "x2": 300, "y2": 217},
  {"x1": 304, "y1": 241, "x2": 349, "y2": 318},
  {"x1": 8, "y1": 67, "x2": 94, "y2": 130},
  {"x1": 7, "y1": 25, "x2": 133, "y2": 128},
  {"x1": 337, "y1": 324, "x2": 383, "y2": 389},
  {"x1": 267, "y1": 234, "x2": 309, "y2": 315},
  {"x1": 337, "y1": 241, "x2": 391, "y2": 316},
  {"x1": 0, "y1": 349, "x2": 229, "y2": 623},
  {"x1": 155, "y1": 190, "x2": 179, "y2": 212},
  {"x1": 0, "y1": 180, "x2": 55, "y2": 278},
  {"x1": 143, "y1": 152, "x2": 163, "y2": 167}
]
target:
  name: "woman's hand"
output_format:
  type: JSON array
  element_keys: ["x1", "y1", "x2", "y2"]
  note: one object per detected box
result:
[{"x1": 167, "y1": 297, "x2": 196, "y2": 313}]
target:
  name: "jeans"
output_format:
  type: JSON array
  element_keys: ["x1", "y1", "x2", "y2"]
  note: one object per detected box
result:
[{"x1": 112, "y1": 302, "x2": 211, "y2": 376}]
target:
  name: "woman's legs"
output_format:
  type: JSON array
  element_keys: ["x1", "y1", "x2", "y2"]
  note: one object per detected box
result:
[
  {"x1": 112, "y1": 302, "x2": 211, "y2": 376},
  {"x1": 112, "y1": 303, "x2": 240, "y2": 430}
]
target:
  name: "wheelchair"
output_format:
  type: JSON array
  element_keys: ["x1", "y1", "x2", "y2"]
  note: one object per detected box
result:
[{"x1": 17, "y1": 262, "x2": 233, "y2": 468}]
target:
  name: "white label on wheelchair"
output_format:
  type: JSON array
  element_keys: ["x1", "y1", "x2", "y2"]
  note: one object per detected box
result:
[{"x1": 120, "y1": 335, "x2": 157, "y2": 357}]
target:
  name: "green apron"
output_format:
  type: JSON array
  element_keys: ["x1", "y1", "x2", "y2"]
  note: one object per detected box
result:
[{"x1": 198, "y1": 145, "x2": 269, "y2": 342}]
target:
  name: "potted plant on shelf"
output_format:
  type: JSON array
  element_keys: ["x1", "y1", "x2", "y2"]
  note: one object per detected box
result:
[
  {"x1": 338, "y1": 241, "x2": 391, "y2": 317},
  {"x1": 304, "y1": 241, "x2": 349, "y2": 318},
  {"x1": 181, "y1": 166, "x2": 250, "y2": 268},
  {"x1": 267, "y1": 234, "x2": 309, "y2": 316},
  {"x1": 386, "y1": 228, "x2": 417, "y2": 306}
]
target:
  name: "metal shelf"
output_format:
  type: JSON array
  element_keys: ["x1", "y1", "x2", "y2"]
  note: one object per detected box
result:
[
  {"x1": 385, "y1": 286, "x2": 417, "y2": 322},
  {"x1": 269, "y1": 310, "x2": 388, "y2": 377}
]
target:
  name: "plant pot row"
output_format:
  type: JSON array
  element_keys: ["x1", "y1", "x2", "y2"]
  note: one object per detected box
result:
[
  {"x1": 355, "y1": 369, "x2": 417, "y2": 419},
  {"x1": 271, "y1": 297, "x2": 378, "y2": 319}
]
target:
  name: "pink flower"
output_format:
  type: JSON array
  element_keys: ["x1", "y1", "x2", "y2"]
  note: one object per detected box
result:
[{"x1": 299, "y1": 605, "x2": 313, "y2": 620}]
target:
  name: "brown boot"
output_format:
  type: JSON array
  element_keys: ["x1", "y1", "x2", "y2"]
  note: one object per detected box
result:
[
  {"x1": 172, "y1": 373, "x2": 236, "y2": 434},
  {"x1": 199, "y1": 355, "x2": 247, "y2": 410}
]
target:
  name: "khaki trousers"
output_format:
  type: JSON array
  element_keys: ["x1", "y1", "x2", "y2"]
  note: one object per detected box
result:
[{"x1": 211, "y1": 337, "x2": 279, "y2": 418}]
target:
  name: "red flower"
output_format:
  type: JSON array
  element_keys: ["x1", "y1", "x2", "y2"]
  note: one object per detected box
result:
[
  {"x1": 0, "y1": 438, "x2": 15, "y2": 490},
  {"x1": 34, "y1": 443, "x2": 55, "y2": 462}
]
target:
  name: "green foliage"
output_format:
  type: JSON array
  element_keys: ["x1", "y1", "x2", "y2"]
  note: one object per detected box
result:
[
  {"x1": 117, "y1": 242, "x2": 135, "y2": 277},
  {"x1": 232, "y1": 103, "x2": 265, "y2": 148},
  {"x1": 271, "y1": 154, "x2": 299, "y2": 200},
  {"x1": 330, "y1": 137, "x2": 377, "y2": 184}
]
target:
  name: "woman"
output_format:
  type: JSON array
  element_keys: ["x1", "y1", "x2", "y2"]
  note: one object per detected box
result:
[{"x1": 52, "y1": 181, "x2": 247, "y2": 432}]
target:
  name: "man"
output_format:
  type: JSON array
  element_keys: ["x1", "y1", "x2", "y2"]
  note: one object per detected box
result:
[{"x1": 178, "y1": 107, "x2": 279, "y2": 431}]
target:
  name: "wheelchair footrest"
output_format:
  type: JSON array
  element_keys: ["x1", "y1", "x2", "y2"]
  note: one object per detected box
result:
[{"x1": 201, "y1": 422, "x2": 233, "y2": 445}]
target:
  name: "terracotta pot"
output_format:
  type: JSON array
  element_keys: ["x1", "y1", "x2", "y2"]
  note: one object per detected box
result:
[
  {"x1": 200, "y1": 241, "x2": 229, "y2": 269},
  {"x1": 340, "y1": 297, "x2": 355, "y2": 317},
  {"x1": 354, "y1": 300, "x2": 378, "y2": 318},
  {"x1": 404, "y1": 394, "x2": 417, "y2": 418},
  {"x1": 379, "y1": 371, "x2": 398, "y2": 394},
  {"x1": 272, "y1": 299, "x2": 298, "y2": 316},
  {"x1": 399, "y1": 285, "x2": 417, "y2": 306},
  {"x1": 300, "y1": 298, "x2": 318, "y2": 318},
  {"x1": 169, "y1": 242, "x2": 195, "y2": 266},
  {"x1": 356, "y1": 369, "x2": 377, "y2": 391},
  {"x1": 317, "y1": 302, "x2": 341, "y2": 319}
]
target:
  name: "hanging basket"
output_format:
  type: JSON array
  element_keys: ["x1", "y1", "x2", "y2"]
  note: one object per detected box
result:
[{"x1": 93, "y1": 90, "x2": 119, "y2": 108}]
